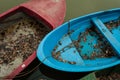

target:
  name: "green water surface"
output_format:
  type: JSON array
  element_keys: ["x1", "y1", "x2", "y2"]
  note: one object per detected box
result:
[{"x1": 0, "y1": 0, "x2": 120, "y2": 21}]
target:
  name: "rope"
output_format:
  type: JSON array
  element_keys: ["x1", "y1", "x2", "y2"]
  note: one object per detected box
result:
[
  {"x1": 4, "y1": 56, "x2": 52, "y2": 79},
  {"x1": 14, "y1": 56, "x2": 52, "y2": 78}
]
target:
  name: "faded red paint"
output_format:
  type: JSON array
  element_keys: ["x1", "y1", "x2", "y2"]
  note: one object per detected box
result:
[{"x1": 0, "y1": 0, "x2": 66, "y2": 79}]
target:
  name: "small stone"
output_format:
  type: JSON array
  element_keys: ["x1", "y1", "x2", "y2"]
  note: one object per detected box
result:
[{"x1": 68, "y1": 61, "x2": 76, "y2": 65}]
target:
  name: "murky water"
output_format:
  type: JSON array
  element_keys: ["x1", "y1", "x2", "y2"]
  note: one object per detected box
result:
[
  {"x1": 0, "y1": 0, "x2": 28, "y2": 13},
  {"x1": 0, "y1": 0, "x2": 120, "y2": 21},
  {"x1": 65, "y1": 0, "x2": 120, "y2": 21}
]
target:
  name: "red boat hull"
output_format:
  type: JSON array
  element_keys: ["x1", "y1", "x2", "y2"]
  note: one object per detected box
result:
[{"x1": 0, "y1": 0, "x2": 66, "y2": 79}]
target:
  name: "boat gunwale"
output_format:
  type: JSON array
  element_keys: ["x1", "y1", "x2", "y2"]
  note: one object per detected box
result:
[{"x1": 37, "y1": 8, "x2": 120, "y2": 72}]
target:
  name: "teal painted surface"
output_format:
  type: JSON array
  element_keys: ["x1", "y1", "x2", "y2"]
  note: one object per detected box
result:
[{"x1": 37, "y1": 8, "x2": 120, "y2": 72}]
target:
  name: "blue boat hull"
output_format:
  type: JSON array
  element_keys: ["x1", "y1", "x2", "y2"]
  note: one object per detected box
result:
[{"x1": 37, "y1": 8, "x2": 120, "y2": 72}]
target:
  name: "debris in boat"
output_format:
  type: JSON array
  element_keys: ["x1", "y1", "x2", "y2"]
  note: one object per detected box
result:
[
  {"x1": 52, "y1": 21, "x2": 117, "y2": 64},
  {"x1": 52, "y1": 43, "x2": 76, "y2": 65},
  {"x1": 84, "y1": 27, "x2": 116, "y2": 59},
  {"x1": 39, "y1": 78, "x2": 48, "y2": 80},
  {"x1": 58, "y1": 41, "x2": 62, "y2": 45},
  {"x1": 105, "y1": 17, "x2": 120, "y2": 32},
  {"x1": 97, "y1": 72, "x2": 120, "y2": 80},
  {"x1": 0, "y1": 57, "x2": 23, "y2": 77},
  {"x1": 0, "y1": 15, "x2": 51, "y2": 77},
  {"x1": 68, "y1": 61, "x2": 76, "y2": 65},
  {"x1": 52, "y1": 25, "x2": 117, "y2": 65},
  {"x1": 82, "y1": 54, "x2": 89, "y2": 60},
  {"x1": 53, "y1": 51, "x2": 61, "y2": 59}
]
